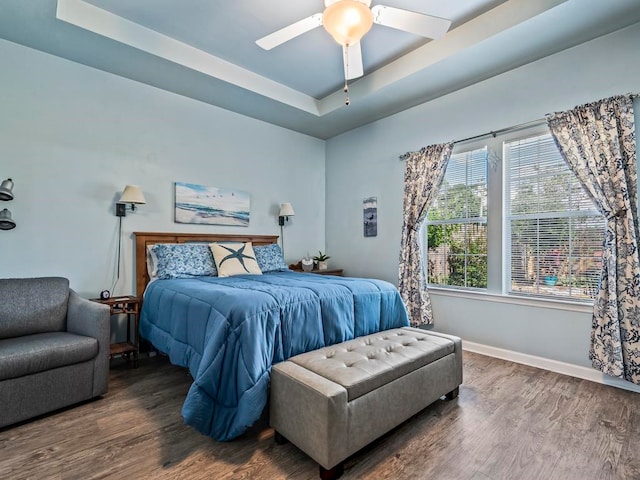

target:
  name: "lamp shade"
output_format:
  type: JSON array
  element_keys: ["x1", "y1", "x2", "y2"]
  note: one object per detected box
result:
[
  {"x1": 0, "y1": 208, "x2": 16, "y2": 230},
  {"x1": 279, "y1": 203, "x2": 295, "y2": 217},
  {"x1": 120, "y1": 185, "x2": 146, "y2": 205},
  {"x1": 323, "y1": 0, "x2": 373, "y2": 46},
  {"x1": 0, "y1": 178, "x2": 14, "y2": 201}
]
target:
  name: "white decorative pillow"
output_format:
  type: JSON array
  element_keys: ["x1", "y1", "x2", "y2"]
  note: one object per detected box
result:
[
  {"x1": 210, "y1": 242, "x2": 263, "y2": 277},
  {"x1": 146, "y1": 245, "x2": 158, "y2": 278}
]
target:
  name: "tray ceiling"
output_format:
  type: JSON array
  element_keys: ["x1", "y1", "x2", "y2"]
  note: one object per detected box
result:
[{"x1": 0, "y1": 0, "x2": 639, "y2": 139}]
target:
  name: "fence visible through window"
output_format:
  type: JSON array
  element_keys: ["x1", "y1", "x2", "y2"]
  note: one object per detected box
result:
[
  {"x1": 505, "y1": 134, "x2": 605, "y2": 300},
  {"x1": 425, "y1": 147, "x2": 488, "y2": 289}
]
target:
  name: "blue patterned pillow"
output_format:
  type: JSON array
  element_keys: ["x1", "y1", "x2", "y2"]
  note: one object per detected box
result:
[
  {"x1": 151, "y1": 243, "x2": 217, "y2": 279},
  {"x1": 254, "y1": 244, "x2": 288, "y2": 272}
]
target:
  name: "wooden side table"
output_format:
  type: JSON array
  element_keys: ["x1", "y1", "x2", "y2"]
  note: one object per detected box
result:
[
  {"x1": 307, "y1": 268, "x2": 344, "y2": 276},
  {"x1": 91, "y1": 295, "x2": 140, "y2": 367},
  {"x1": 288, "y1": 262, "x2": 344, "y2": 276}
]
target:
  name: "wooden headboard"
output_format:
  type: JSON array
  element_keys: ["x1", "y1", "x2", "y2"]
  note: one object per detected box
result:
[{"x1": 133, "y1": 232, "x2": 279, "y2": 298}]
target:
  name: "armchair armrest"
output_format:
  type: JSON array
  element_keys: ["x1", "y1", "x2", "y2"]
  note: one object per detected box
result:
[{"x1": 67, "y1": 289, "x2": 110, "y2": 396}]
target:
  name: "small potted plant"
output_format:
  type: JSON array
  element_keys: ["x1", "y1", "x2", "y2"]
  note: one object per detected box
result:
[{"x1": 313, "y1": 251, "x2": 330, "y2": 270}]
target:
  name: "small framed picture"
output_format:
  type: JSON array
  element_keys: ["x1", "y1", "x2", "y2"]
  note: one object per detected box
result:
[{"x1": 364, "y1": 197, "x2": 377, "y2": 237}]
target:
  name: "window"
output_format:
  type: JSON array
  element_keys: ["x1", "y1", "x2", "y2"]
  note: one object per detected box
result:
[
  {"x1": 505, "y1": 133, "x2": 605, "y2": 300},
  {"x1": 422, "y1": 127, "x2": 605, "y2": 304},
  {"x1": 425, "y1": 147, "x2": 488, "y2": 289}
]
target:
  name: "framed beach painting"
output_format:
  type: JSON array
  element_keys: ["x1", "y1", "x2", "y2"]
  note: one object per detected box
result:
[{"x1": 174, "y1": 182, "x2": 250, "y2": 226}]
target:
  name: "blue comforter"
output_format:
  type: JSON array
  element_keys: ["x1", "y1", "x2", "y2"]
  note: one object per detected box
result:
[{"x1": 140, "y1": 271, "x2": 409, "y2": 441}]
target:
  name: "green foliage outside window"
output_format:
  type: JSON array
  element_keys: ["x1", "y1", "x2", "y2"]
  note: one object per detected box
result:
[
  {"x1": 447, "y1": 230, "x2": 487, "y2": 288},
  {"x1": 426, "y1": 178, "x2": 487, "y2": 288}
]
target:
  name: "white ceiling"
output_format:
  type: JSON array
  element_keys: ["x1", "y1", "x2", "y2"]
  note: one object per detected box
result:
[{"x1": 1, "y1": 0, "x2": 639, "y2": 139}]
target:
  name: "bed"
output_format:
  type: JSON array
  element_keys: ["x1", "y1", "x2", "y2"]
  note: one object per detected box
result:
[{"x1": 134, "y1": 232, "x2": 409, "y2": 441}]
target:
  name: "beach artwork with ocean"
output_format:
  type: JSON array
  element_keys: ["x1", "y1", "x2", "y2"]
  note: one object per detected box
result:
[{"x1": 175, "y1": 182, "x2": 250, "y2": 226}]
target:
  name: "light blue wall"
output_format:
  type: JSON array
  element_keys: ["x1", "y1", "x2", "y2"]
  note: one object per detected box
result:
[
  {"x1": 2, "y1": 22, "x2": 640, "y2": 370},
  {"x1": 0, "y1": 39, "x2": 325, "y2": 299},
  {"x1": 326, "y1": 23, "x2": 640, "y2": 368}
]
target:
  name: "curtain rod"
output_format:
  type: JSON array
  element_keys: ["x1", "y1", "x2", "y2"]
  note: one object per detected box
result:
[
  {"x1": 400, "y1": 93, "x2": 639, "y2": 160},
  {"x1": 400, "y1": 118, "x2": 546, "y2": 160},
  {"x1": 452, "y1": 118, "x2": 546, "y2": 145},
  {"x1": 400, "y1": 118, "x2": 547, "y2": 161}
]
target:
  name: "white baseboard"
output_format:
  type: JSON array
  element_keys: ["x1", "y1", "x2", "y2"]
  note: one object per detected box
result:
[{"x1": 462, "y1": 340, "x2": 640, "y2": 394}]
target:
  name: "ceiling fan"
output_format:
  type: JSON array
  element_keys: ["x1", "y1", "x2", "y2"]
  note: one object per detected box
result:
[{"x1": 256, "y1": 0, "x2": 451, "y2": 83}]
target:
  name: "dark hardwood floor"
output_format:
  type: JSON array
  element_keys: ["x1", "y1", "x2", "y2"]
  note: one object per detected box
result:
[{"x1": 1, "y1": 351, "x2": 639, "y2": 480}]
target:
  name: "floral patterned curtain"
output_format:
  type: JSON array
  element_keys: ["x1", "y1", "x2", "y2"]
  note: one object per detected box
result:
[
  {"x1": 399, "y1": 143, "x2": 453, "y2": 326},
  {"x1": 547, "y1": 94, "x2": 639, "y2": 384}
]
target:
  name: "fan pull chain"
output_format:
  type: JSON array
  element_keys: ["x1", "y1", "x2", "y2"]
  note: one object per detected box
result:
[{"x1": 344, "y1": 44, "x2": 350, "y2": 106}]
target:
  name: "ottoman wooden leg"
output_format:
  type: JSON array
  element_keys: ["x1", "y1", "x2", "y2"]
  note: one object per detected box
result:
[
  {"x1": 319, "y1": 463, "x2": 344, "y2": 480},
  {"x1": 445, "y1": 386, "x2": 459, "y2": 400}
]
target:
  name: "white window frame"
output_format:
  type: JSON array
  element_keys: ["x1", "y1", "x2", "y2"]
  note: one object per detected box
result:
[
  {"x1": 424, "y1": 124, "x2": 605, "y2": 308},
  {"x1": 503, "y1": 132, "x2": 605, "y2": 302},
  {"x1": 424, "y1": 147, "x2": 488, "y2": 290}
]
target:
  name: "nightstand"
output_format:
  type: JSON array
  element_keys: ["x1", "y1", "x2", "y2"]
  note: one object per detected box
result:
[
  {"x1": 307, "y1": 268, "x2": 344, "y2": 276},
  {"x1": 91, "y1": 295, "x2": 140, "y2": 367},
  {"x1": 289, "y1": 263, "x2": 344, "y2": 276}
]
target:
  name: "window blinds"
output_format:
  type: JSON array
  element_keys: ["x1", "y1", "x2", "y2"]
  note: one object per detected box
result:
[
  {"x1": 426, "y1": 147, "x2": 488, "y2": 288},
  {"x1": 505, "y1": 133, "x2": 605, "y2": 299}
]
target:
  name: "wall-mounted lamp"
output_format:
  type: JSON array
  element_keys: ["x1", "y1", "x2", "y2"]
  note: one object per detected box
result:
[
  {"x1": 115, "y1": 185, "x2": 146, "y2": 217},
  {"x1": 113, "y1": 185, "x2": 146, "y2": 289},
  {"x1": 0, "y1": 178, "x2": 14, "y2": 201},
  {"x1": 278, "y1": 202, "x2": 295, "y2": 258},
  {"x1": 0, "y1": 208, "x2": 16, "y2": 230},
  {"x1": 0, "y1": 179, "x2": 15, "y2": 230},
  {"x1": 278, "y1": 202, "x2": 295, "y2": 226}
]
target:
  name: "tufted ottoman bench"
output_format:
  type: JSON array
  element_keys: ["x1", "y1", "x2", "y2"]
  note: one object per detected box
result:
[{"x1": 270, "y1": 327, "x2": 462, "y2": 479}]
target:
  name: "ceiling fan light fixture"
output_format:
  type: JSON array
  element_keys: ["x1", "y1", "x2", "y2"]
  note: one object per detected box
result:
[{"x1": 323, "y1": 0, "x2": 373, "y2": 46}]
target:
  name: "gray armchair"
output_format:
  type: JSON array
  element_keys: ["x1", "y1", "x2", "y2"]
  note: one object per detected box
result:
[{"x1": 0, "y1": 277, "x2": 110, "y2": 428}]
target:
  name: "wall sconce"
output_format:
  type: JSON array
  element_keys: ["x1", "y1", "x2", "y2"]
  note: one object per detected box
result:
[
  {"x1": 0, "y1": 208, "x2": 16, "y2": 230},
  {"x1": 0, "y1": 179, "x2": 15, "y2": 230},
  {"x1": 113, "y1": 185, "x2": 146, "y2": 286},
  {"x1": 0, "y1": 179, "x2": 14, "y2": 201},
  {"x1": 278, "y1": 202, "x2": 295, "y2": 258},
  {"x1": 279, "y1": 202, "x2": 295, "y2": 226},
  {"x1": 115, "y1": 185, "x2": 146, "y2": 217}
]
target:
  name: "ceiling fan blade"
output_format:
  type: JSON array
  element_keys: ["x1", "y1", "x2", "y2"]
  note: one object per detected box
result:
[
  {"x1": 343, "y1": 42, "x2": 363, "y2": 80},
  {"x1": 256, "y1": 13, "x2": 323, "y2": 50},
  {"x1": 371, "y1": 5, "x2": 451, "y2": 39}
]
